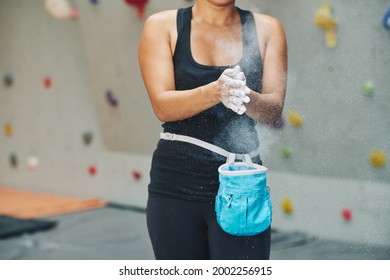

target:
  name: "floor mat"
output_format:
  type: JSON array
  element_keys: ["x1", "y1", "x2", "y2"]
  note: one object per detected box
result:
[
  {"x1": 0, "y1": 215, "x2": 58, "y2": 239},
  {"x1": 0, "y1": 186, "x2": 107, "y2": 219}
]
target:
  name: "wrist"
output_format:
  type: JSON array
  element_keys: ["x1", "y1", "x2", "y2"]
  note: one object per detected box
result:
[{"x1": 201, "y1": 82, "x2": 220, "y2": 103}]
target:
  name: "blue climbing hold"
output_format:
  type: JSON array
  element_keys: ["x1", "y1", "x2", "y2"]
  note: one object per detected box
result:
[
  {"x1": 106, "y1": 90, "x2": 119, "y2": 107},
  {"x1": 384, "y1": 6, "x2": 390, "y2": 29}
]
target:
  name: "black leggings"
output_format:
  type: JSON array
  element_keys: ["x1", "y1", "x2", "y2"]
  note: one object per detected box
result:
[{"x1": 146, "y1": 194, "x2": 271, "y2": 260}]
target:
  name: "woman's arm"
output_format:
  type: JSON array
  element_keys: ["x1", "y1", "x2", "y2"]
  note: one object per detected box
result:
[
  {"x1": 138, "y1": 11, "x2": 219, "y2": 122},
  {"x1": 245, "y1": 15, "x2": 288, "y2": 125}
]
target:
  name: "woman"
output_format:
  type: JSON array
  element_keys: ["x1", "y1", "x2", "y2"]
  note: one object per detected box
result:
[{"x1": 138, "y1": 0, "x2": 287, "y2": 260}]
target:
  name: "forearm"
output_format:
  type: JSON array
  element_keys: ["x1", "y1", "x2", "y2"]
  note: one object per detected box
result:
[
  {"x1": 245, "y1": 89, "x2": 285, "y2": 125},
  {"x1": 152, "y1": 82, "x2": 219, "y2": 122}
]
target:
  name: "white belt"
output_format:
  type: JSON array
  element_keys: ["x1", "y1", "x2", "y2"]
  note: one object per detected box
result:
[{"x1": 160, "y1": 132, "x2": 260, "y2": 164}]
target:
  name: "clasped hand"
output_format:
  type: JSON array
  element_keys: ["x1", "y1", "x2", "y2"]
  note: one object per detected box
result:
[{"x1": 216, "y1": 65, "x2": 250, "y2": 115}]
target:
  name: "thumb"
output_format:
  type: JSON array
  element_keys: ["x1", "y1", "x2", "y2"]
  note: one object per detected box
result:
[{"x1": 223, "y1": 65, "x2": 241, "y2": 77}]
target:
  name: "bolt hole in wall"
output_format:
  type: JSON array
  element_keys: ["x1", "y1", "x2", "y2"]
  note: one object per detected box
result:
[{"x1": 0, "y1": 0, "x2": 389, "y2": 258}]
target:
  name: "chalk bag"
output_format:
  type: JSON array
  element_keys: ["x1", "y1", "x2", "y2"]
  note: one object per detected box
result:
[
  {"x1": 159, "y1": 132, "x2": 272, "y2": 236},
  {"x1": 216, "y1": 154, "x2": 271, "y2": 236}
]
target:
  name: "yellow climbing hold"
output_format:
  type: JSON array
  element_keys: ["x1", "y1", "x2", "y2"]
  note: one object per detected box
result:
[
  {"x1": 281, "y1": 198, "x2": 294, "y2": 214},
  {"x1": 369, "y1": 149, "x2": 387, "y2": 168},
  {"x1": 287, "y1": 110, "x2": 303, "y2": 127},
  {"x1": 4, "y1": 123, "x2": 13, "y2": 136},
  {"x1": 314, "y1": 3, "x2": 338, "y2": 48}
]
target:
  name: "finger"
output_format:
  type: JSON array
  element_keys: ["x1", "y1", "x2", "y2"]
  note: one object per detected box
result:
[
  {"x1": 222, "y1": 67, "x2": 236, "y2": 76},
  {"x1": 244, "y1": 86, "x2": 251, "y2": 94},
  {"x1": 228, "y1": 80, "x2": 245, "y2": 88},
  {"x1": 230, "y1": 89, "x2": 246, "y2": 98},
  {"x1": 230, "y1": 89, "x2": 243, "y2": 97},
  {"x1": 242, "y1": 96, "x2": 250, "y2": 103},
  {"x1": 234, "y1": 72, "x2": 245, "y2": 81},
  {"x1": 229, "y1": 96, "x2": 242, "y2": 105},
  {"x1": 224, "y1": 65, "x2": 241, "y2": 77},
  {"x1": 228, "y1": 102, "x2": 239, "y2": 112},
  {"x1": 232, "y1": 65, "x2": 241, "y2": 75},
  {"x1": 237, "y1": 105, "x2": 247, "y2": 115}
]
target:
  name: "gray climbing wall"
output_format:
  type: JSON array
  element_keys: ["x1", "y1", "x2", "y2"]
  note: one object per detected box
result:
[
  {"x1": 255, "y1": 0, "x2": 390, "y2": 184},
  {"x1": 1, "y1": 0, "x2": 390, "y2": 246},
  {"x1": 251, "y1": 0, "x2": 390, "y2": 246}
]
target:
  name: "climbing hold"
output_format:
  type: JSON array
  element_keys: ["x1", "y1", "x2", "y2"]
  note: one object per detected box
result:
[
  {"x1": 341, "y1": 208, "x2": 352, "y2": 222},
  {"x1": 369, "y1": 149, "x2": 387, "y2": 168},
  {"x1": 124, "y1": 0, "x2": 149, "y2": 20},
  {"x1": 132, "y1": 170, "x2": 142, "y2": 181},
  {"x1": 362, "y1": 81, "x2": 374, "y2": 96},
  {"x1": 287, "y1": 110, "x2": 303, "y2": 127},
  {"x1": 314, "y1": 3, "x2": 338, "y2": 48},
  {"x1": 90, "y1": 0, "x2": 99, "y2": 4},
  {"x1": 3, "y1": 73, "x2": 13, "y2": 87},
  {"x1": 384, "y1": 6, "x2": 390, "y2": 29},
  {"x1": 83, "y1": 131, "x2": 93, "y2": 145},
  {"x1": 270, "y1": 115, "x2": 285, "y2": 129},
  {"x1": 88, "y1": 165, "x2": 97, "y2": 175},
  {"x1": 280, "y1": 146, "x2": 292, "y2": 159},
  {"x1": 27, "y1": 156, "x2": 40, "y2": 171},
  {"x1": 4, "y1": 123, "x2": 13, "y2": 136},
  {"x1": 106, "y1": 90, "x2": 119, "y2": 107},
  {"x1": 281, "y1": 198, "x2": 294, "y2": 214},
  {"x1": 43, "y1": 76, "x2": 52, "y2": 89},
  {"x1": 44, "y1": 0, "x2": 79, "y2": 20},
  {"x1": 10, "y1": 153, "x2": 18, "y2": 168}
]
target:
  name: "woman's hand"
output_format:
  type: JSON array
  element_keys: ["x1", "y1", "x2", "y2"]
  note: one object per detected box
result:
[{"x1": 215, "y1": 66, "x2": 251, "y2": 115}]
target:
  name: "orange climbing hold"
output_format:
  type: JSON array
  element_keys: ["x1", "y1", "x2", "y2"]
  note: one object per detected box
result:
[
  {"x1": 369, "y1": 149, "x2": 387, "y2": 168},
  {"x1": 4, "y1": 123, "x2": 13, "y2": 136},
  {"x1": 314, "y1": 3, "x2": 338, "y2": 48},
  {"x1": 287, "y1": 110, "x2": 303, "y2": 127},
  {"x1": 281, "y1": 198, "x2": 294, "y2": 214}
]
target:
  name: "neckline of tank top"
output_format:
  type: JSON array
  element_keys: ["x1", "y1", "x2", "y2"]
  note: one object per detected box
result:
[{"x1": 184, "y1": 6, "x2": 250, "y2": 70}]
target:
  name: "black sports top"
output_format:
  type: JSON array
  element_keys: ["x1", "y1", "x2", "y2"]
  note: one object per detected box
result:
[{"x1": 148, "y1": 6, "x2": 263, "y2": 201}]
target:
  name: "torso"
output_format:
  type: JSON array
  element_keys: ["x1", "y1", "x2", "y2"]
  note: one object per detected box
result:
[
  {"x1": 148, "y1": 7, "x2": 264, "y2": 201},
  {"x1": 165, "y1": 9, "x2": 268, "y2": 67}
]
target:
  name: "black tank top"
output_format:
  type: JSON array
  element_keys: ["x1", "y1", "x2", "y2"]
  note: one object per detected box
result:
[{"x1": 149, "y1": 6, "x2": 263, "y2": 201}]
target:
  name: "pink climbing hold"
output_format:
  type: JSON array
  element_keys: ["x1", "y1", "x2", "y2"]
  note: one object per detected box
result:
[
  {"x1": 44, "y1": 76, "x2": 52, "y2": 89},
  {"x1": 341, "y1": 208, "x2": 352, "y2": 222}
]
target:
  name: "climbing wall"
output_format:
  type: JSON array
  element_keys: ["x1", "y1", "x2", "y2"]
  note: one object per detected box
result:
[
  {"x1": 251, "y1": 0, "x2": 390, "y2": 245},
  {"x1": 255, "y1": 0, "x2": 390, "y2": 183},
  {"x1": 0, "y1": 0, "x2": 182, "y2": 207},
  {"x1": 1, "y1": 0, "x2": 390, "y2": 246}
]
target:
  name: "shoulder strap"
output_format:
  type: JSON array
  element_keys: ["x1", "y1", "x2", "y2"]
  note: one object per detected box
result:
[
  {"x1": 174, "y1": 7, "x2": 192, "y2": 59},
  {"x1": 237, "y1": 8, "x2": 258, "y2": 48}
]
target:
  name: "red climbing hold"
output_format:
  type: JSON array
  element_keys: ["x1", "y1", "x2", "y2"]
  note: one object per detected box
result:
[
  {"x1": 132, "y1": 170, "x2": 142, "y2": 181},
  {"x1": 341, "y1": 208, "x2": 352, "y2": 222},
  {"x1": 88, "y1": 165, "x2": 97, "y2": 175},
  {"x1": 44, "y1": 77, "x2": 52, "y2": 89},
  {"x1": 124, "y1": 0, "x2": 149, "y2": 19}
]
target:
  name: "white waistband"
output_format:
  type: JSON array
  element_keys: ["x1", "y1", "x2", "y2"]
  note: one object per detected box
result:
[{"x1": 160, "y1": 132, "x2": 259, "y2": 163}]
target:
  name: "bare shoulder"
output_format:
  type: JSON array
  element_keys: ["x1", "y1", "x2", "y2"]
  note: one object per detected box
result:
[
  {"x1": 252, "y1": 13, "x2": 286, "y2": 39},
  {"x1": 143, "y1": 9, "x2": 177, "y2": 31}
]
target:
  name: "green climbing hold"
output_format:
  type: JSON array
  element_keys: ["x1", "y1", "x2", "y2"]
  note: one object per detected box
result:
[
  {"x1": 362, "y1": 81, "x2": 374, "y2": 96},
  {"x1": 281, "y1": 146, "x2": 292, "y2": 158}
]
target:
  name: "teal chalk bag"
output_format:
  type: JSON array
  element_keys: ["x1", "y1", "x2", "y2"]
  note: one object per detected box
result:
[
  {"x1": 160, "y1": 132, "x2": 272, "y2": 237},
  {"x1": 216, "y1": 154, "x2": 271, "y2": 236}
]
